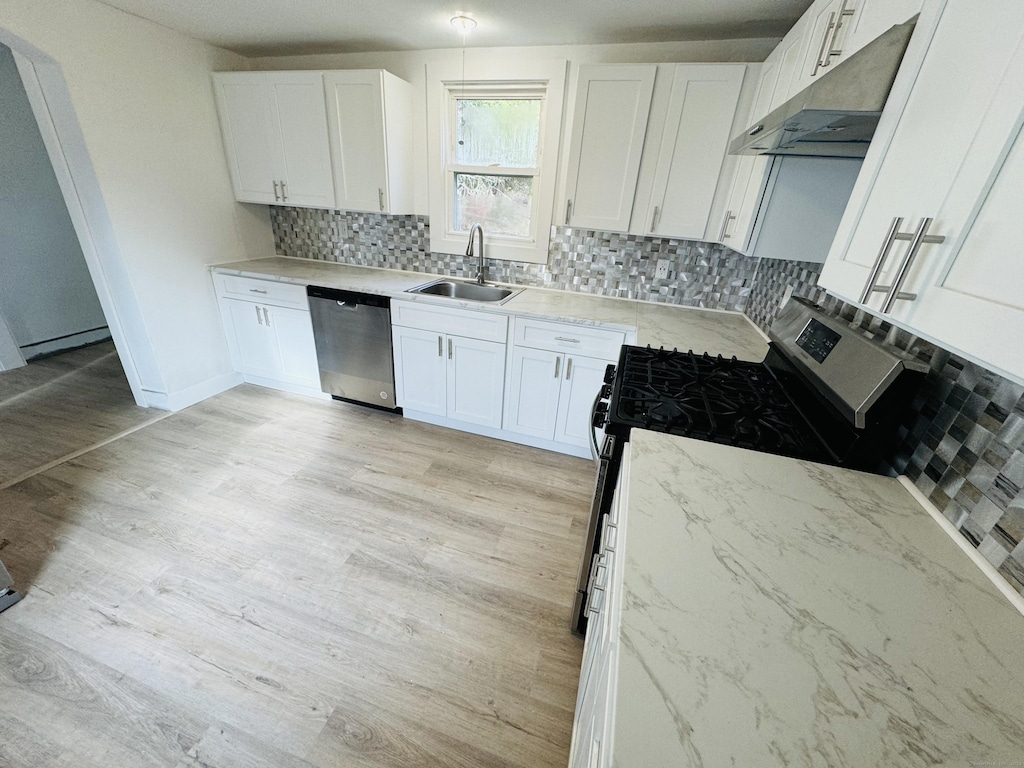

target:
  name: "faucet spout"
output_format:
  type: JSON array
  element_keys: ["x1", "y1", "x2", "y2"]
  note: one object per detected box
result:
[{"x1": 466, "y1": 224, "x2": 486, "y2": 285}]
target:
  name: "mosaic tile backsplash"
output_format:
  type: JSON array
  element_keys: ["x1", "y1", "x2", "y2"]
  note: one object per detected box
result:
[
  {"x1": 269, "y1": 207, "x2": 758, "y2": 311},
  {"x1": 747, "y1": 258, "x2": 1024, "y2": 596},
  {"x1": 270, "y1": 206, "x2": 1024, "y2": 596}
]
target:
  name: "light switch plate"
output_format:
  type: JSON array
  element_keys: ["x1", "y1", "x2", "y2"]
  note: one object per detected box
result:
[{"x1": 655, "y1": 260, "x2": 670, "y2": 279}]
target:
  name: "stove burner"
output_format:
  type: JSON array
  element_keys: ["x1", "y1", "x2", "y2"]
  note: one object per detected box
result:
[{"x1": 611, "y1": 346, "x2": 826, "y2": 459}]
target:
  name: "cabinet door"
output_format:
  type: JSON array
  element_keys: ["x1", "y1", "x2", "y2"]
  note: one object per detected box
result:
[
  {"x1": 447, "y1": 336, "x2": 506, "y2": 429},
  {"x1": 717, "y1": 55, "x2": 781, "y2": 250},
  {"x1": 324, "y1": 70, "x2": 389, "y2": 213},
  {"x1": 265, "y1": 73, "x2": 336, "y2": 209},
  {"x1": 222, "y1": 299, "x2": 278, "y2": 378},
  {"x1": 392, "y1": 326, "x2": 447, "y2": 417},
  {"x1": 772, "y1": 13, "x2": 814, "y2": 106},
  {"x1": 213, "y1": 74, "x2": 279, "y2": 205},
  {"x1": 844, "y1": 0, "x2": 924, "y2": 60},
  {"x1": 564, "y1": 65, "x2": 656, "y2": 232},
  {"x1": 645, "y1": 65, "x2": 744, "y2": 240},
  {"x1": 505, "y1": 347, "x2": 563, "y2": 440},
  {"x1": 553, "y1": 355, "x2": 607, "y2": 449},
  {"x1": 266, "y1": 306, "x2": 321, "y2": 388},
  {"x1": 820, "y1": 2, "x2": 1024, "y2": 305},
  {"x1": 890, "y1": 65, "x2": 1024, "y2": 381}
]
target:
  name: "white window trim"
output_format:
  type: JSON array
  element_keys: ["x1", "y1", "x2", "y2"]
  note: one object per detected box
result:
[{"x1": 427, "y1": 57, "x2": 567, "y2": 264}]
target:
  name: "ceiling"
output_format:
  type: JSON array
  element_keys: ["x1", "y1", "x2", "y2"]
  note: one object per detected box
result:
[{"x1": 93, "y1": 0, "x2": 813, "y2": 58}]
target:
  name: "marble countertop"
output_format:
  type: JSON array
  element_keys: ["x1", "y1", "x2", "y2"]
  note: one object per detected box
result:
[
  {"x1": 617, "y1": 430, "x2": 1024, "y2": 767},
  {"x1": 211, "y1": 257, "x2": 769, "y2": 360}
]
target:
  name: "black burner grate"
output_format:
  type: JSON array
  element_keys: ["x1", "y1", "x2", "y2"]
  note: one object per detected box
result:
[{"x1": 611, "y1": 346, "x2": 828, "y2": 459}]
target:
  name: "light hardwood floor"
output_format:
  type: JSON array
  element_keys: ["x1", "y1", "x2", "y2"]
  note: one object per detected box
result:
[
  {"x1": 0, "y1": 384, "x2": 593, "y2": 768},
  {"x1": 0, "y1": 341, "x2": 160, "y2": 488}
]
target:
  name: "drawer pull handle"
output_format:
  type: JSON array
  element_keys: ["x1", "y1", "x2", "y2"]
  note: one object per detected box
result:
[
  {"x1": 249, "y1": 288, "x2": 268, "y2": 294},
  {"x1": 555, "y1": 337, "x2": 580, "y2": 344}
]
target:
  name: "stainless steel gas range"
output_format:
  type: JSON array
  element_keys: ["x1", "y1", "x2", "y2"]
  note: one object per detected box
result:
[{"x1": 572, "y1": 297, "x2": 929, "y2": 636}]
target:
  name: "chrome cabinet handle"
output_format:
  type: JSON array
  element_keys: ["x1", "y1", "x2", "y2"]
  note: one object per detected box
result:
[
  {"x1": 262, "y1": 307, "x2": 271, "y2": 326},
  {"x1": 719, "y1": 209, "x2": 736, "y2": 240},
  {"x1": 448, "y1": 338, "x2": 453, "y2": 360},
  {"x1": 378, "y1": 188, "x2": 384, "y2": 212},
  {"x1": 272, "y1": 180, "x2": 281, "y2": 202},
  {"x1": 566, "y1": 357, "x2": 574, "y2": 380},
  {"x1": 650, "y1": 206, "x2": 660, "y2": 232},
  {"x1": 555, "y1": 337, "x2": 580, "y2": 344},
  {"x1": 565, "y1": 199, "x2": 572, "y2": 225},
  {"x1": 438, "y1": 335, "x2": 443, "y2": 357},
  {"x1": 813, "y1": 12, "x2": 838, "y2": 75},
  {"x1": 280, "y1": 180, "x2": 287, "y2": 202},
  {"x1": 882, "y1": 218, "x2": 944, "y2": 313},
  {"x1": 860, "y1": 216, "x2": 903, "y2": 303},
  {"x1": 554, "y1": 356, "x2": 561, "y2": 379},
  {"x1": 249, "y1": 288, "x2": 268, "y2": 294},
  {"x1": 254, "y1": 305, "x2": 263, "y2": 325},
  {"x1": 861, "y1": 216, "x2": 945, "y2": 307}
]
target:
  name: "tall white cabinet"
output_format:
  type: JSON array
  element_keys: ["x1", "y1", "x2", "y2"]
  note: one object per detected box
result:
[
  {"x1": 819, "y1": 0, "x2": 1024, "y2": 381},
  {"x1": 213, "y1": 72, "x2": 335, "y2": 209},
  {"x1": 323, "y1": 70, "x2": 414, "y2": 214}
]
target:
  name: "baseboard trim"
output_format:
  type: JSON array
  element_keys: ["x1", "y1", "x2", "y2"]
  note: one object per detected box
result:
[
  {"x1": 22, "y1": 328, "x2": 111, "y2": 360},
  {"x1": 240, "y1": 375, "x2": 332, "y2": 401},
  {"x1": 144, "y1": 370, "x2": 244, "y2": 412}
]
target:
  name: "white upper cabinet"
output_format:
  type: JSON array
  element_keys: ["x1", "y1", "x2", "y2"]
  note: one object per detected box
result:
[
  {"x1": 642, "y1": 64, "x2": 745, "y2": 240},
  {"x1": 716, "y1": 55, "x2": 782, "y2": 250},
  {"x1": 564, "y1": 65, "x2": 656, "y2": 232},
  {"x1": 213, "y1": 71, "x2": 335, "y2": 209},
  {"x1": 323, "y1": 70, "x2": 414, "y2": 215},
  {"x1": 819, "y1": 0, "x2": 1024, "y2": 381}
]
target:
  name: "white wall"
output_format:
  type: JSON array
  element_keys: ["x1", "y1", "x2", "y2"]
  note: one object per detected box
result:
[
  {"x1": 0, "y1": 0, "x2": 276, "y2": 407},
  {"x1": 0, "y1": 43, "x2": 107, "y2": 352},
  {"x1": 251, "y1": 39, "x2": 778, "y2": 217}
]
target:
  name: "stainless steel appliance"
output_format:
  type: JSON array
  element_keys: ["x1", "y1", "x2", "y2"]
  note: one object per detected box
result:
[
  {"x1": 572, "y1": 297, "x2": 928, "y2": 635},
  {"x1": 0, "y1": 558, "x2": 22, "y2": 614},
  {"x1": 306, "y1": 286, "x2": 398, "y2": 410},
  {"x1": 730, "y1": 19, "x2": 916, "y2": 158}
]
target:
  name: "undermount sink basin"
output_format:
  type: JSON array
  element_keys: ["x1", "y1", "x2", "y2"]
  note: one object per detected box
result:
[{"x1": 407, "y1": 279, "x2": 521, "y2": 304}]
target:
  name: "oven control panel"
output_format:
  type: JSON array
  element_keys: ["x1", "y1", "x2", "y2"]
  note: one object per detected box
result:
[{"x1": 796, "y1": 318, "x2": 841, "y2": 364}]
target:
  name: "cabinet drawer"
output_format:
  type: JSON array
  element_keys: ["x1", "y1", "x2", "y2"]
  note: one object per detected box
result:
[
  {"x1": 391, "y1": 299, "x2": 508, "y2": 343},
  {"x1": 513, "y1": 317, "x2": 626, "y2": 359},
  {"x1": 215, "y1": 274, "x2": 309, "y2": 310}
]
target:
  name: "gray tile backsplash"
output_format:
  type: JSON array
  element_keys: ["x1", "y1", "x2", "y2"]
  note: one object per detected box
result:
[
  {"x1": 270, "y1": 206, "x2": 1024, "y2": 597},
  {"x1": 269, "y1": 207, "x2": 758, "y2": 311}
]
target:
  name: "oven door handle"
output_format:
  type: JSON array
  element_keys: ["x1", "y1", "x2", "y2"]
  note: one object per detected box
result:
[{"x1": 590, "y1": 390, "x2": 603, "y2": 463}]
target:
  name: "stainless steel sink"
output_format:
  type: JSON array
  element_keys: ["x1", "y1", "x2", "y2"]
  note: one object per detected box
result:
[{"x1": 406, "y1": 279, "x2": 521, "y2": 304}]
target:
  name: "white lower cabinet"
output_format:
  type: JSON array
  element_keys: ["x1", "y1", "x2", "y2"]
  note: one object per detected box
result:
[
  {"x1": 391, "y1": 301, "x2": 508, "y2": 430},
  {"x1": 217, "y1": 284, "x2": 321, "y2": 394},
  {"x1": 505, "y1": 318, "x2": 623, "y2": 453},
  {"x1": 570, "y1": 453, "x2": 629, "y2": 768}
]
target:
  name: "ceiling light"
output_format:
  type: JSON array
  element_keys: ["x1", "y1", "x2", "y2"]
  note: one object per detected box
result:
[{"x1": 450, "y1": 14, "x2": 477, "y2": 33}]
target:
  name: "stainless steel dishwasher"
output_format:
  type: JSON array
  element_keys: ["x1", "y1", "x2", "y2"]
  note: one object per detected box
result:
[{"x1": 306, "y1": 286, "x2": 398, "y2": 411}]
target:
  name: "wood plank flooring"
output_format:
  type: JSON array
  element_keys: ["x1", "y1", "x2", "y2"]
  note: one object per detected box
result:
[
  {"x1": 0, "y1": 384, "x2": 593, "y2": 768},
  {"x1": 0, "y1": 341, "x2": 159, "y2": 488}
]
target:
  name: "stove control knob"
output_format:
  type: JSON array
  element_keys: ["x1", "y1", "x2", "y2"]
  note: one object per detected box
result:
[
  {"x1": 592, "y1": 402, "x2": 609, "y2": 429},
  {"x1": 600, "y1": 384, "x2": 613, "y2": 398},
  {"x1": 603, "y1": 365, "x2": 617, "y2": 385}
]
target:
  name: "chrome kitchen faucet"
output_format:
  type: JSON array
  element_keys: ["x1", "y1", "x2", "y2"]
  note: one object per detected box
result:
[{"x1": 466, "y1": 224, "x2": 486, "y2": 285}]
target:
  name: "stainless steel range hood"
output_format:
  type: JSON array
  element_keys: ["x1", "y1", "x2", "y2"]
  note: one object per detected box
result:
[{"x1": 730, "y1": 18, "x2": 917, "y2": 158}]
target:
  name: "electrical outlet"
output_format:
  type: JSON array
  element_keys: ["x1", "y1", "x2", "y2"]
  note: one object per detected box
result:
[{"x1": 655, "y1": 259, "x2": 670, "y2": 280}]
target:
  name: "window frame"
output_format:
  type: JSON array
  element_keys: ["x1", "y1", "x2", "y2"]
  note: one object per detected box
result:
[
  {"x1": 426, "y1": 58, "x2": 567, "y2": 264},
  {"x1": 445, "y1": 84, "x2": 545, "y2": 244}
]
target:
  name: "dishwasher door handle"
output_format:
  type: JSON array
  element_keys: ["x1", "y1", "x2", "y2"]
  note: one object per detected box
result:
[{"x1": 336, "y1": 301, "x2": 360, "y2": 310}]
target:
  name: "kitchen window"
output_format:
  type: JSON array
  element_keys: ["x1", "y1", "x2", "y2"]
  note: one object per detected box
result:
[
  {"x1": 447, "y1": 87, "x2": 544, "y2": 240},
  {"x1": 426, "y1": 59, "x2": 566, "y2": 264}
]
